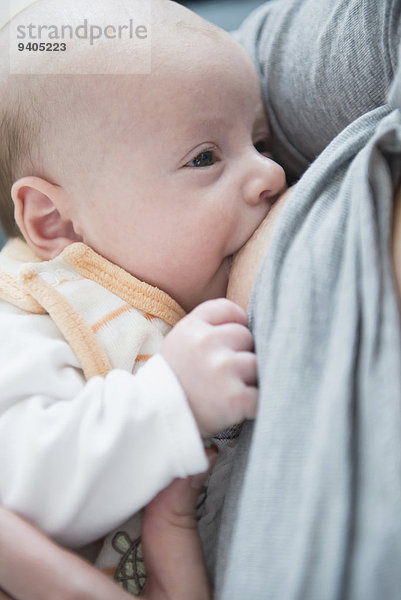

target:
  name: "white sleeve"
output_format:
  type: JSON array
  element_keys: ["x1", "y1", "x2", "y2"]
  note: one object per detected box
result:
[{"x1": 0, "y1": 302, "x2": 207, "y2": 547}]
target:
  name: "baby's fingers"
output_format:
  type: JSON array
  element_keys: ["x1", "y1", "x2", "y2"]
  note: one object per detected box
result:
[
  {"x1": 192, "y1": 298, "x2": 248, "y2": 327},
  {"x1": 237, "y1": 384, "x2": 259, "y2": 421},
  {"x1": 216, "y1": 323, "x2": 254, "y2": 352},
  {"x1": 235, "y1": 352, "x2": 258, "y2": 386}
]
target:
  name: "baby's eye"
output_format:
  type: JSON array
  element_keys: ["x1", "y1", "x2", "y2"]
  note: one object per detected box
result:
[{"x1": 186, "y1": 150, "x2": 216, "y2": 168}]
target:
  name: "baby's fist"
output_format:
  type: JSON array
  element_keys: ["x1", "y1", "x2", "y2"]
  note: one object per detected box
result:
[{"x1": 161, "y1": 298, "x2": 258, "y2": 437}]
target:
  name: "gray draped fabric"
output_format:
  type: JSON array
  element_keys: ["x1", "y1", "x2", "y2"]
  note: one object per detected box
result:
[
  {"x1": 217, "y1": 1, "x2": 401, "y2": 598},
  {"x1": 218, "y1": 104, "x2": 401, "y2": 600},
  {"x1": 234, "y1": 0, "x2": 401, "y2": 181}
]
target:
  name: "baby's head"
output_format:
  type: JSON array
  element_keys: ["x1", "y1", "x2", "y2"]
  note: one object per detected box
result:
[{"x1": 0, "y1": 0, "x2": 285, "y2": 311}]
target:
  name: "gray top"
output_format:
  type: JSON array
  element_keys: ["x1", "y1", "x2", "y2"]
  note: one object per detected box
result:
[
  {"x1": 217, "y1": 1, "x2": 401, "y2": 598},
  {"x1": 235, "y1": 0, "x2": 401, "y2": 180}
]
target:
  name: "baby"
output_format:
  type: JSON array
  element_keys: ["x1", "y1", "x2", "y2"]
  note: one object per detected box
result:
[{"x1": 0, "y1": 0, "x2": 285, "y2": 593}]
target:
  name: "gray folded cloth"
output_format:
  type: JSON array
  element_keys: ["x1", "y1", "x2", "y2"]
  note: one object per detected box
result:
[
  {"x1": 216, "y1": 1, "x2": 401, "y2": 596},
  {"x1": 218, "y1": 101, "x2": 401, "y2": 599},
  {"x1": 234, "y1": 0, "x2": 401, "y2": 181}
]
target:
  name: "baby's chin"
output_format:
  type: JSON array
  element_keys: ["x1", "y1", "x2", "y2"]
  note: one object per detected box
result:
[{"x1": 227, "y1": 189, "x2": 290, "y2": 310}]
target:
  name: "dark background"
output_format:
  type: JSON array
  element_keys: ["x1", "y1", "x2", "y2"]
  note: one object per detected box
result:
[{"x1": 176, "y1": 0, "x2": 265, "y2": 31}]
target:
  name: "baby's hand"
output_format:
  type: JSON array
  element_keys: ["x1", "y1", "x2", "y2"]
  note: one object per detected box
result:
[{"x1": 161, "y1": 298, "x2": 258, "y2": 437}]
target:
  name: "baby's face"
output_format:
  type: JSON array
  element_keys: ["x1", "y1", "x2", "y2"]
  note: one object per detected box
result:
[{"x1": 71, "y1": 28, "x2": 285, "y2": 311}]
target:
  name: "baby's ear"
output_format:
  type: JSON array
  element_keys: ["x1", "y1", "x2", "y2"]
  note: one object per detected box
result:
[{"x1": 11, "y1": 176, "x2": 81, "y2": 260}]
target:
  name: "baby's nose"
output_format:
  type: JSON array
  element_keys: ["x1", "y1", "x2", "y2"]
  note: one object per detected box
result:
[{"x1": 244, "y1": 157, "x2": 286, "y2": 206}]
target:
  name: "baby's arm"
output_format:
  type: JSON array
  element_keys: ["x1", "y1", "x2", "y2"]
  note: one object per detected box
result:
[
  {"x1": 0, "y1": 294, "x2": 257, "y2": 547},
  {"x1": 0, "y1": 306, "x2": 206, "y2": 547}
]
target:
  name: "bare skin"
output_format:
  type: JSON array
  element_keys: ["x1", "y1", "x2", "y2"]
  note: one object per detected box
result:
[
  {"x1": 227, "y1": 188, "x2": 291, "y2": 311},
  {"x1": 228, "y1": 182, "x2": 401, "y2": 313}
]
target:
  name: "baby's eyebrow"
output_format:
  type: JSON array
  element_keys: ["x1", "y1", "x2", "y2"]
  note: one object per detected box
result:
[
  {"x1": 184, "y1": 116, "x2": 228, "y2": 132},
  {"x1": 178, "y1": 114, "x2": 235, "y2": 143},
  {"x1": 177, "y1": 122, "x2": 225, "y2": 148}
]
